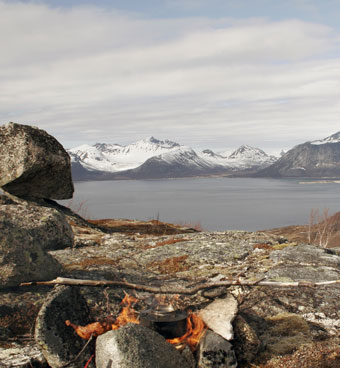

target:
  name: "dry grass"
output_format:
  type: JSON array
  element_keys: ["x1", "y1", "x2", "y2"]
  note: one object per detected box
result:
[
  {"x1": 263, "y1": 211, "x2": 340, "y2": 248},
  {"x1": 65, "y1": 198, "x2": 91, "y2": 219},
  {"x1": 174, "y1": 220, "x2": 203, "y2": 231},
  {"x1": 88, "y1": 218, "x2": 198, "y2": 235}
]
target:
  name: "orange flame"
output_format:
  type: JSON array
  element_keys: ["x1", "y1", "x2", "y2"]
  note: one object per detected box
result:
[
  {"x1": 111, "y1": 293, "x2": 139, "y2": 330},
  {"x1": 65, "y1": 293, "x2": 206, "y2": 351},
  {"x1": 167, "y1": 312, "x2": 206, "y2": 350}
]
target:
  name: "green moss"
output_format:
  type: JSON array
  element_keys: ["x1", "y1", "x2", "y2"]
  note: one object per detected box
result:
[
  {"x1": 272, "y1": 242, "x2": 298, "y2": 250},
  {"x1": 267, "y1": 335, "x2": 310, "y2": 355},
  {"x1": 267, "y1": 313, "x2": 310, "y2": 336},
  {"x1": 262, "y1": 313, "x2": 311, "y2": 356}
]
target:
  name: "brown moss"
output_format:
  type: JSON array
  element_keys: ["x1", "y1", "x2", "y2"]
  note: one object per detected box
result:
[
  {"x1": 147, "y1": 255, "x2": 189, "y2": 274},
  {"x1": 253, "y1": 243, "x2": 272, "y2": 250},
  {"x1": 64, "y1": 257, "x2": 119, "y2": 270},
  {"x1": 142, "y1": 237, "x2": 188, "y2": 250}
]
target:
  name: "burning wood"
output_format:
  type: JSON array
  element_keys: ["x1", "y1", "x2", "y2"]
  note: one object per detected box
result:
[
  {"x1": 167, "y1": 312, "x2": 207, "y2": 351},
  {"x1": 65, "y1": 292, "x2": 206, "y2": 351},
  {"x1": 65, "y1": 320, "x2": 111, "y2": 339},
  {"x1": 111, "y1": 293, "x2": 139, "y2": 330},
  {"x1": 65, "y1": 292, "x2": 139, "y2": 338}
]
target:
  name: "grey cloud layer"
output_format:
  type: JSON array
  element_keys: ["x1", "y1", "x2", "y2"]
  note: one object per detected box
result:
[{"x1": 1, "y1": 1, "x2": 340, "y2": 152}]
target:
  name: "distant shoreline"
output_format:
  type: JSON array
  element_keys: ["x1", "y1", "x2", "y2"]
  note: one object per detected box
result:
[{"x1": 299, "y1": 180, "x2": 340, "y2": 184}]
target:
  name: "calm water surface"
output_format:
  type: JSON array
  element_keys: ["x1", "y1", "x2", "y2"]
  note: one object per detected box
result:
[{"x1": 61, "y1": 178, "x2": 340, "y2": 231}]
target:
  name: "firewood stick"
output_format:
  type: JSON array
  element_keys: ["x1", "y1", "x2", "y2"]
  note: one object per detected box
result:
[{"x1": 19, "y1": 277, "x2": 340, "y2": 295}]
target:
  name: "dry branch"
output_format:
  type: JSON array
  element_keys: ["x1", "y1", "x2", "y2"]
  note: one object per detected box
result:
[{"x1": 20, "y1": 277, "x2": 340, "y2": 295}]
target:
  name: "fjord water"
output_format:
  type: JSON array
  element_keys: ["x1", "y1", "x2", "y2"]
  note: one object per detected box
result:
[{"x1": 63, "y1": 178, "x2": 340, "y2": 231}]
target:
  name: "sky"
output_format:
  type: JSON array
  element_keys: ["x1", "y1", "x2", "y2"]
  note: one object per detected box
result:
[{"x1": 1, "y1": 0, "x2": 340, "y2": 154}]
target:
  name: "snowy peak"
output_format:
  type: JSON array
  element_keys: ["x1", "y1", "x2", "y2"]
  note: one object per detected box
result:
[
  {"x1": 311, "y1": 131, "x2": 340, "y2": 145},
  {"x1": 68, "y1": 137, "x2": 279, "y2": 179},
  {"x1": 68, "y1": 137, "x2": 182, "y2": 173},
  {"x1": 157, "y1": 146, "x2": 217, "y2": 169},
  {"x1": 225, "y1": 145, "x2": 277, "y2": 169},
  {"x1": 228, "y1": 145, "x2": 268, "y2": 160},
  {"x1": 93, "y1": 143, "x2": 122, "y2": 151},
  {"x1": 143, "y1": 136, "x2": 179, "y2": 147},
  {"x1": 132, "y1": 136, "x2": 180, "y2": 150}
]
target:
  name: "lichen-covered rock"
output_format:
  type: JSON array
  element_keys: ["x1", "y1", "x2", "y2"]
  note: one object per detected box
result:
[
  {"x1": 35, "y1": 286, "x2": 93, "y2": 368},
  {"x1": 0, "y1": 122, "x2": 74, "y2": 199},
  {"x1": 95, "y1": 323, "x2": 191, "y2": 368},
  {"x1": 269, "y1": 244, "x2": 340, "y2": 269},
  {"x1": 2, "y1": 226, "x2": 340, "y2": 366},
  {"x1": 0, "y1": 200, "x2": 73, "y2": 250},
  {"x1": 197, "y1": 329, "x2": 237, "y2": 368},
  {"x1": 0, "y1": 216, "x2": 62, "y2": 288},
  {"x1": 232, "y1": 315, "x2": 261, "y2": 364}
]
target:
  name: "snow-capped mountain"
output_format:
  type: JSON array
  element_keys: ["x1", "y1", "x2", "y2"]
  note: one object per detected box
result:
[
  {"x1": 225, "y1": 145, "x2": 277, "y2": 169},
  {"x1": 68, "y1": 137, "x2": 180, "y2": 172},
  {"x1": 310, "y1": 131, "x2": 340, "y2": 145},
  {"x1": 116, "y1": 146, "x2": 229, "y2": 179},
  {"x1": 199, "y1": 149, "x2": 230, "y2": 167},
  {"x1": 68, "y1": 137, "x2": 278, "y2": 180},
  {"x1": 200, "y1": 145, "x2": 276, "y2": 170},
  {"x1": 257, "y1": 131, "x2": 340, "y2": 178}
]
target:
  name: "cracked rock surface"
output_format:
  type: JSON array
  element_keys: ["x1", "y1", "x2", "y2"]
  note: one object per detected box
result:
[{"x1": 1, "y1": 197, "x2": 340, "y2": 367}]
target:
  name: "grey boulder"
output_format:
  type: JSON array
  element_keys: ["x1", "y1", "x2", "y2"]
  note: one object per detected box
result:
[
  {"x1": 96, "y1": 323, "x2": 191, "y2": 368},
  {"x1": 0, "y1": 215, "x2": 62, "y2": 288},
  {"x1": 0, "y1": 199, "x2": 73, "y2": 250},
  {"x1": 35, "y1": 285, "x2": 93, "y2": 368},
  {"x1": 0, "y1": 122, "x2": 74, "y2": 199},
  {"x1": 197, "y1": 329, "x2": 237, "y2": 368}
]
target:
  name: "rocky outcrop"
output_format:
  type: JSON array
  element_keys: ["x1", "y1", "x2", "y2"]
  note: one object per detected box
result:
[
  {"x1": 95, "y1": 323, "x2": 191, "y2": 368},
  {"x1": 1, "y1": 214, "x2": 340, "y2": 366},
  {"x1": 0, "y1": 122, "x2": 76, "y2": 288},
  {"x1": 48, "y1": 229, "x2": 340, "y2": 366},
  {"x1": 0, "y1": 199, "x2": 73, "y2": 251},
  {"x1": 0, "y1": 122, "x2": 74, "y2": 199},
  {"x1": 0, "y1": 211, "x2": 62, "y2": 288}
]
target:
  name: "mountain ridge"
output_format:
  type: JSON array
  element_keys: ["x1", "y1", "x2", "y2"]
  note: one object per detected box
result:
[
  {"x1": 69, "y1": 131, "x2": 340, "y2": 180},
  {"x1": 68, "y1": 137, "x2": 277, "y2": 180},
  {"x1": 256, "y1": 131, "x2": 340, "y2": 178}
]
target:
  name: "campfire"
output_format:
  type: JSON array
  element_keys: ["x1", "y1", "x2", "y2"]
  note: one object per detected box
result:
[{"x1": 65, "y1": 292, "x2": 206, "y2": 351}]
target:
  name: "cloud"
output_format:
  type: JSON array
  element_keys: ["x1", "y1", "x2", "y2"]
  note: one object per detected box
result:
[{"x1": 0, "y1": 0, "x2": 340, "y2": 151}]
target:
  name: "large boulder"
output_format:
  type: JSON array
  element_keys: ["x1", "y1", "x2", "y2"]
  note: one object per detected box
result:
[
  {"x1": 35, "y1": 286, "x2": 93, "y2": 368},
  {"x1": 197, "y1": 330, "x2": 237, "y2": 368},
  {"x1": 95, "y1": 324, "x2": 191, "y2": 368},
  {"x1": 0, "y1": 199, "x2": 73, "y2": 250},
  {"x1": 0, "y1": 214, "x2": 62, "y2": 288},
  {"x1": 0, "y1": 122, "x2": 74, "y2": 199}
]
